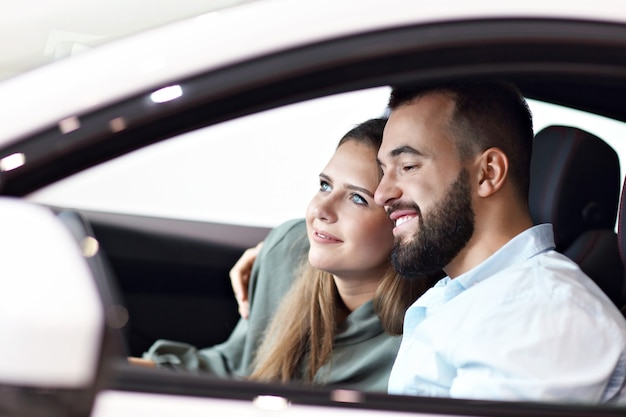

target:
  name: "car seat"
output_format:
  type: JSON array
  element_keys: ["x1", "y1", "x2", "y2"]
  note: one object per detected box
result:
[{"x1": 529, "y1": 125, "x2": 625, "y2": 307}]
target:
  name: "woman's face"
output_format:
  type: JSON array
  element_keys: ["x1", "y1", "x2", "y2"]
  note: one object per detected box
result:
[{"x1": 306, "y1": 139, "x2": 394, "y2": 280}]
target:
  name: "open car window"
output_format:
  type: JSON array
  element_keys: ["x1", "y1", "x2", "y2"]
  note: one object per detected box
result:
[{"x1": 27, "y1": 93, "x2": 626, "y2": 229}]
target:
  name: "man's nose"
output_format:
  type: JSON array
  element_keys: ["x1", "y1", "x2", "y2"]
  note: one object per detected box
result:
[{"x1": 375, "y1": 173, "x2": 401, "y2": 207}]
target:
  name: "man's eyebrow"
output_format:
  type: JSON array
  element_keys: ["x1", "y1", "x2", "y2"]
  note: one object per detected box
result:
[
  {"x1": 378, "y1": 145, "x2": 423, "y2": 167},
  {"x1": 389, "y1": 145, "x2": 422, "y2": 158}
]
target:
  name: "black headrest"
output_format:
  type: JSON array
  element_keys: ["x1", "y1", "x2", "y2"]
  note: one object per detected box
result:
[{"x1": 529, "y1": 125, "x2": 620, "y2": 250}]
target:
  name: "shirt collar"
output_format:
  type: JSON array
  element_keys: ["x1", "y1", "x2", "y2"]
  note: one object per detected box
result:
[{"x1": 442, "y1": 223, "x2": 556, "y2": 301}]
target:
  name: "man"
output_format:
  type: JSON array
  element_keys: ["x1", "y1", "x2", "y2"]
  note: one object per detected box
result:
[{"x1": 374, "y1": 81, "x2": 626, "y2": 402}]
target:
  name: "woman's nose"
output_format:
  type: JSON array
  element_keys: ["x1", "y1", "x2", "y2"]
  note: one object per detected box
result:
[{"x1": 310, "y1": 195, "x2": 338, "y2": 223}]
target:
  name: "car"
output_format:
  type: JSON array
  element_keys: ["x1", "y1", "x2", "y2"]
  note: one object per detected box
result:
[{"x1": 1, "y1": 0, "x2": 626, "y2": 416}]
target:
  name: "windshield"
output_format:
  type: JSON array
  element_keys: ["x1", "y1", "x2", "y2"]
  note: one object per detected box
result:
[{"x1": 0, "y1": 0, "x2": 257, "y2": 81}]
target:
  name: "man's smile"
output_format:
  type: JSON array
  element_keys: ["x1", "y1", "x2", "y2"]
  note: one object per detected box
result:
[
  {"x1": 395, "y1": 214, "x2": 417, "y2": 227},
  {"x1": 388, "y1": 208, "x2": 420, "y2": 233}
]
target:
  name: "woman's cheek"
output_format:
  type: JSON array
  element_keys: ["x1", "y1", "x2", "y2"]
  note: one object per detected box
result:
[{"x1": 362, "y1": 216, "x2": 394, "y2": 259}]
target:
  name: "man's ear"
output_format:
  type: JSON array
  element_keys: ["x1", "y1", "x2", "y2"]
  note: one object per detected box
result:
[{"x1": 476, "y1": 147, "x2": 508, "y2": 198}]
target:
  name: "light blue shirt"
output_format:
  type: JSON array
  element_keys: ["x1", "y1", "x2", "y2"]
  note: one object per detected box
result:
[{"x1": 388, "y1": 224, "x2": 626, "y2": 403}]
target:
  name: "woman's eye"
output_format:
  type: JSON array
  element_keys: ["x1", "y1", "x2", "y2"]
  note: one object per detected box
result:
[
  {"x1": 319, "y1": 180, "x2": 332, "y2": 192},
  {"x1": 351, "y1": 193, "x2": 368, "y2": 206}
]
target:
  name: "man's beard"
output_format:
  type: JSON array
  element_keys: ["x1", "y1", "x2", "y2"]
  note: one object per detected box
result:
[{"x1": 390, "y1": 168, "x2": 475, "y2": 279}]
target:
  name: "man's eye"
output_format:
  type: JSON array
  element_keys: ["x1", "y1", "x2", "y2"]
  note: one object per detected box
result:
[
  {"x1": 402, "y1": 164, "x2": 419, "y2": 172},
  {"x1": 320, "y1": 180, "x2": 332, "y2": 192}
]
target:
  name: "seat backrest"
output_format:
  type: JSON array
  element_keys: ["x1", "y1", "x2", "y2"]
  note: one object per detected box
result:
[{"x1": 529, "y1": 125, "x2": 625, "y2": 306}]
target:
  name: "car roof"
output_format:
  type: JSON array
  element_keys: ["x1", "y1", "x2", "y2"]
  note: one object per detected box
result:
[
  {"x1": 1, "y1": 0, "x2": 626, "y2": 147},
  {"x1": 0, "y1": 0, "x2": 259, "y2": 81}
]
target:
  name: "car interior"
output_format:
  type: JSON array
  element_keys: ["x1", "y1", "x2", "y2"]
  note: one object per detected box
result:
[
  {"x1": 54, "y1": 120, "x2": 626, "y2": 361},
  {"x1": 11, "y1": 106, "x2": 623, "y2": 417}
]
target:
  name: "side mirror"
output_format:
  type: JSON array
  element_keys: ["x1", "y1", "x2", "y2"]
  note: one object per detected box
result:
[{"x1": 0, "y1": 198, "x2": 120, "y2": 417}]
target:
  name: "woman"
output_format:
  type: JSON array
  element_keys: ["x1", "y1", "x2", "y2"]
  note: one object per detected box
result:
[{"x1": 140, "y1": 118, "x2": 436, "y2": 391}]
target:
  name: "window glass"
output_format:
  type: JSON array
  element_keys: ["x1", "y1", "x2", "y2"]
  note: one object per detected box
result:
[
  {"x1": 28, "y1": 87, "x2": 391, "y2": 227},
  {"x1": 27, "y1": 90, "x2": 626, "y2": 228}
]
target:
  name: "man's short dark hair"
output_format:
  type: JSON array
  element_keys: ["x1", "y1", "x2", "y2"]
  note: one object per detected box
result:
[{"x1": 388, "y1": 80, "x2": 534, "y2": 204}]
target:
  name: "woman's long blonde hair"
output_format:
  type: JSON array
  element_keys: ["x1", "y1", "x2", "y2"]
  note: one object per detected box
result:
[{"x1": 249, "y1": 118, "x2": 436, "y2": 384}]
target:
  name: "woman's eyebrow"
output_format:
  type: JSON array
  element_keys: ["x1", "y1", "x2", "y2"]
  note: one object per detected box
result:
[
  {"x1": 345, "y1": 183, "x2": 374, "y2": 198},
  {"x1": 320, "y1": 172, "x2": 374, "y2": 197},
  {"x1": 319, "y1": 173, "x2": 332, "y2": 182}
]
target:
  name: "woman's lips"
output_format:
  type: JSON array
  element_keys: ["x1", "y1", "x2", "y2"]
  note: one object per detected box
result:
[{"x1": 312, "y1": 228, "x2": 342, "y2": 243}]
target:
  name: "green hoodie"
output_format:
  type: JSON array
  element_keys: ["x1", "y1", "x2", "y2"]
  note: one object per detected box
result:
[{"x1": 143, "y1": 218, "x2": 400, "y2": 392}]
